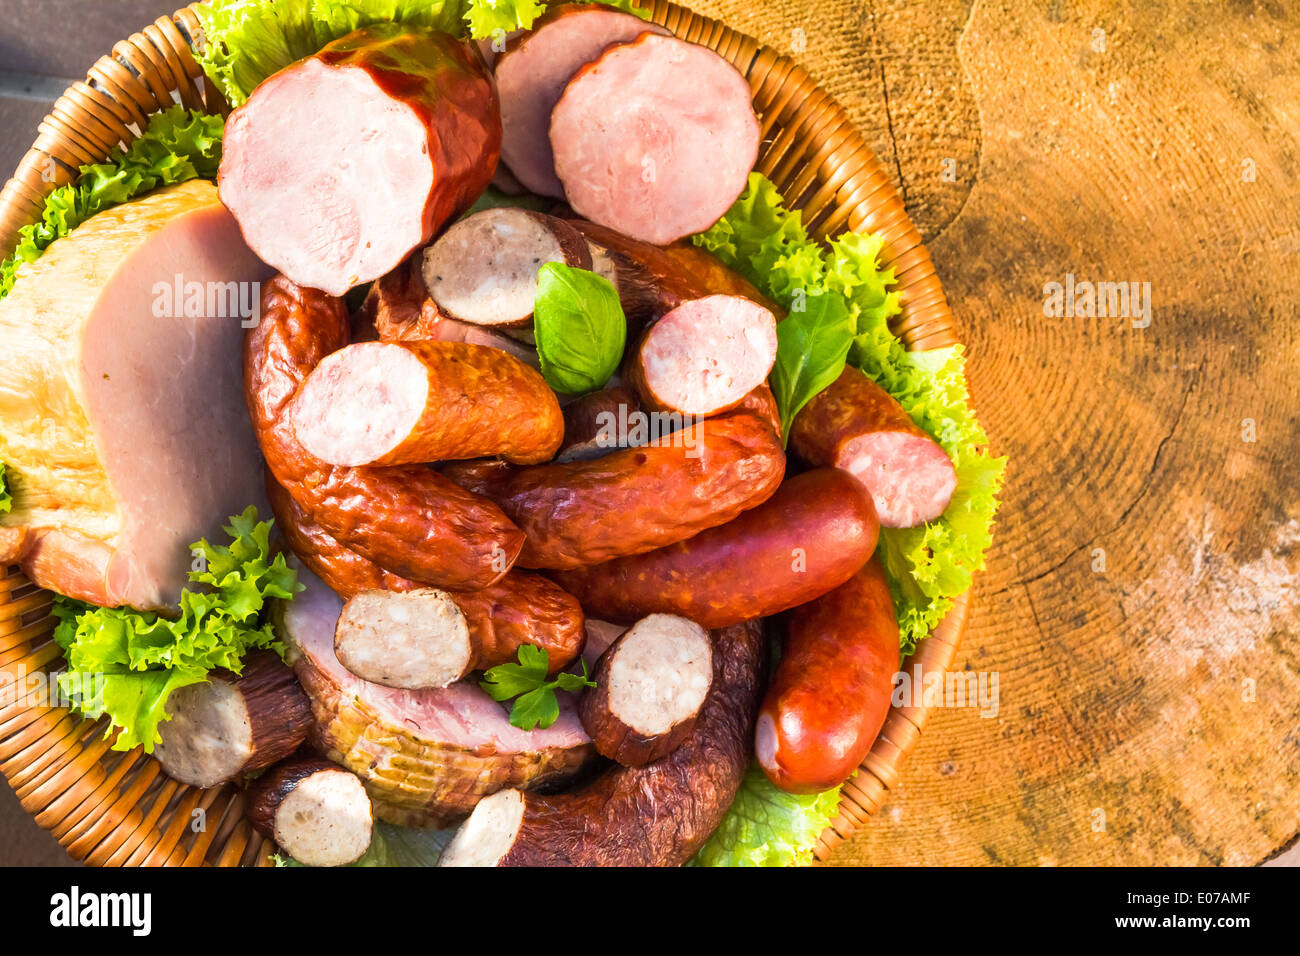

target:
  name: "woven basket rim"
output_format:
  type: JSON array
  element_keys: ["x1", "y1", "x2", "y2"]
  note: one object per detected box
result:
[{"x1": 0, "y1": 0, "x2": 970, "y2": 866}]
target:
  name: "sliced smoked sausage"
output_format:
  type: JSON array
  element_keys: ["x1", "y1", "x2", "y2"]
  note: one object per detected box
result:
[
  {"x1": 288, "y1": 340, "x2": 562, "y2": 466},
  {"x1": 246, "y1": 276, "x2": 524, "y2": 590},
  {"x1": 220, "y1": 25, "x2": 500, "y2": 296},
  {"x1": 553, "y1": 468, "x2": 879, "y2": 627},
  {"x1": 550, "y1": 34, "x2": 760, "y2": 244},
  {"x1": 495, "y1": 4, "x2": 669, "y2": 197},
  {"x1": 265, "y1": 474, "x2": 584, "y2": 677},
  {"x1": 626, "y1": 294, "x2": 778, "y2": 417},
  {"x1": 789, "y1": 366, "x2": 957, "y2": 528}
]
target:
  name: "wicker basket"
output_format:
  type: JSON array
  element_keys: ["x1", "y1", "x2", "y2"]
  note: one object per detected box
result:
[{"x1": 0, "y1": 0, "x2": 968, "y2": 866}]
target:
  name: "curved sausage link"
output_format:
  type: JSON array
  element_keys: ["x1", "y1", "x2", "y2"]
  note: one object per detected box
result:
[{"x1": 246, "y1": 276, "x2": 524, "y2": 590}]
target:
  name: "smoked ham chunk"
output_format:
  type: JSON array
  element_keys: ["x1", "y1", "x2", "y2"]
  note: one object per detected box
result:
[{"x1": 0, "y1": 180, "x2": 272, "y2": 610}]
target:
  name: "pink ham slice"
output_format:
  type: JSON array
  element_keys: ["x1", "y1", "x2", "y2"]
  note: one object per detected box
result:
[
  {"x1": 495, "y1": 4, "x2": 669, "y2": 198},
  {"x1": 279, "y1": 561, "x2": 593, "y2": 826},
  {"x1": 549, "y1": 33, "x2": 760, "y2": 244},
  {"x1": 218, "y1": 25, "x2": 499, "y2": 297},
  {"x1": 0, "y1": 180, "x2": 271, "y2": 611}
]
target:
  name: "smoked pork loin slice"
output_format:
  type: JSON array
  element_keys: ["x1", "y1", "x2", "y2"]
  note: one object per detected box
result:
[{"x1": 0, "y1": 180, "x2": 272, "y2": 611}]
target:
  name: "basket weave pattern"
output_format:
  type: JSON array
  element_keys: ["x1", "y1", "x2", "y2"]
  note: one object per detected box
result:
[{"x1": 0, "y1": 0, "x2": 966, "y2": 865}]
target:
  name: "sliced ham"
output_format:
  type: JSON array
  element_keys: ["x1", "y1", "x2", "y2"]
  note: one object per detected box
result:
[
  {"x1": 550, "y1": 34, "x2": 760, "y2": 244},
  {"x1": 495, "y1": 4, "x2": 669, "y2": 197},
  {"x1": 0, "y1": 180, "x2": 272, "y2": 610},
  {"x1": 278, "y1": 561, "x2": 593, "y2": 827},
  {"x1": 219, "y1": 25, "x2": 500, "y2": 296}
]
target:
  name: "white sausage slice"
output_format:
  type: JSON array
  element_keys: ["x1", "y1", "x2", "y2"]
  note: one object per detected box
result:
[{"x1": 421, "y1": 208, "x2": 592, "y2": 327}]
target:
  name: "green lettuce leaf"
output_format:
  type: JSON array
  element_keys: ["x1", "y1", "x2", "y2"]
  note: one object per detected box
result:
[
  {"x1": 695, "y1": 172, "x2": 1006, "y2": 655},
  {"x1": 0, "y1": 106, "x2": 225, "y2": 301},
  {"x1": 690, "y1": 765, "x2": 841, "y2": 867},
  {"x1": 0, "y1": 463, "x2": 10, "y2": 514},
  {"x1": 194, "y1": 0, "x2": 651, "y2": 107},
  {"x1": 53, "y1": 507, "x2": 303, "y2": 753}
]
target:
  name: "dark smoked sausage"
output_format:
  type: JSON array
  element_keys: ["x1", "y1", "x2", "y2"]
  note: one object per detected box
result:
[
  {"x1": 439, "y1": 618, "x2": 765, "y2": 867},
  {"x1": 265, "y1": 473, "x2": 584, "y2": 676}
]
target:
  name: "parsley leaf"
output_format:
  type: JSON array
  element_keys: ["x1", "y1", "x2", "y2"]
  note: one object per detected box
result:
[{"x1": 480, "y1": 646, "x2": 596, "y2": 731}]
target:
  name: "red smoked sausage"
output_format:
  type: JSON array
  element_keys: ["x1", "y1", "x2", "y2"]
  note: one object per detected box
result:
[
  {"x1": 755, "y1": 555, "x2": 900, "y2": 794},
  {"x1": 789, "y1": 366, "x2": 957, "y2": 528},
  {"x1": 446, "y1": 411, "x2": 786, "y2": 570},
  {"x1": 553, "y1": 468, "x2": 878, "y2": 627}
]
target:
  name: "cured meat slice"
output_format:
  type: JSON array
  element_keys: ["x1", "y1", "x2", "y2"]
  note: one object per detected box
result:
[{"x1": 0, "y1": 180, "x2": 271, "y2": 610}]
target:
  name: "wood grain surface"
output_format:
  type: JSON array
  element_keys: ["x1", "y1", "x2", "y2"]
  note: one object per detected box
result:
[
  {"x1": 2, "y1": 0, "x2": 1297, "y2": 867},
  {"x1": 683, "y1": 0, "x2": 1299, "y2": 865}
]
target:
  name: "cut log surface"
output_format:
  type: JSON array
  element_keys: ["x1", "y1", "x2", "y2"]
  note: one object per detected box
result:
[{"x1": 687, "y1": 0, "x2": 1300, "y2": 865}]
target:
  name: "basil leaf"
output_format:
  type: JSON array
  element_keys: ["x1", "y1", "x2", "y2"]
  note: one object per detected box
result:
[
  {"x1": 533, "y1": 263, "x2": 627, "y2": 395},
  {"x1": 769, "y1": 292, "x2": 854, "y2": 445}
]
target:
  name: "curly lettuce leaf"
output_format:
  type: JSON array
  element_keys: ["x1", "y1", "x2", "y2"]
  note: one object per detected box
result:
[
  {"x1": 53, "y1": 507, "x2": 302, "y2": 753},
  {"x1": 0, "y1": 463, "x2": 10, "y2": 514},
  {"x1": 195, "y1": 0, "x2": 651, "y2": 106},
  {"x1": 0, "y1": 106, "x2": 224, "y2": 300},
  {"x1": 695, "y1": 172, "x2": 1006, "y2": 654},
  {"x1": 691, "y1": 765, "x2": 841, "y2": 867}
]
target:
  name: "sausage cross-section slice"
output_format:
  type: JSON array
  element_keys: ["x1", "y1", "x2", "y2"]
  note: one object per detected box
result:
[
  {"x1": 495, "y1": 4, "x2": 669, "y2": 197},
  {"x1": 790, "y1": 366, "x2": 957, "y2": 528},
  {"x1": 266, "y1": 473, "x2": 586, "y2": 677},
  {"x1": 421, "y1": 208, "x2": 592, "y2": 327},
  {"x1": 219, "y1": 25, "x2": 500, "y2": 296},
  {"x1": 578, "y1": 614, "x2": 712, "y2": 766},
  {"x1": 439, "y1": 618, "x2": 764, "y2": 867},
  {"x1": 756, "y1": 555, "x2": 900, "y2": 794},
  {"x1": 627, "y1": 295, "x2": 778, "y2": 416},
  {"x1": 246, "y1": 754, "x2": 375, "y2": 867},
  {"x1": 554, "y1": 468, "x2": 879, "y2": 627},
  {"x1": 288, "y1": 340, "x2": 562, "y2": 467},
  {"x1": 154, "y1": 650, "x2": 312, "y2": 788},
  {"x1": 334, "y1": 586, "x2": 584, "y2": 690},
  {"x1": 550, "y1": 34, "x2": 760, "y2": 244}
]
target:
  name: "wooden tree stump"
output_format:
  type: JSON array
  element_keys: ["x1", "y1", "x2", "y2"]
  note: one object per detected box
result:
[{"x1": 690, "y1": 0, "x2": 1300, "y2": 864}]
